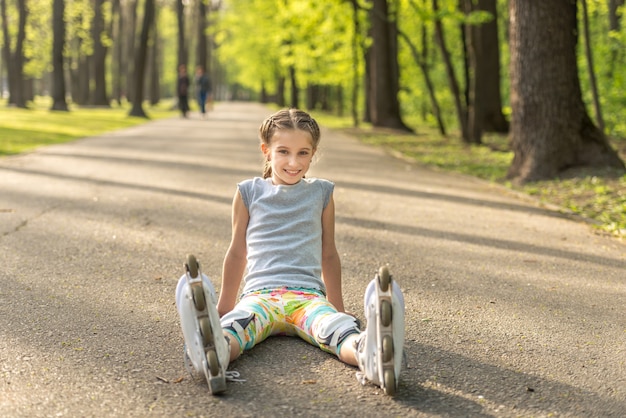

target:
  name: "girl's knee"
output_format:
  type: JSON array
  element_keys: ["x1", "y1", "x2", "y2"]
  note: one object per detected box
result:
[{"x1": 315, "y1": 312, "x2": 361, "y2": 355}]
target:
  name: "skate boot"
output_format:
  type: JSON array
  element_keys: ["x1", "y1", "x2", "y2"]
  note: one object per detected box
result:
[
  {"x1": 356, "y1": 266, "x2": 405, "y2": 395},
  {"x1": 175, "y1": 254, "x2": 230, "y2": 395}
]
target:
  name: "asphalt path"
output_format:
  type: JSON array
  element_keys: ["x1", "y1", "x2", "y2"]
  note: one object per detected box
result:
[{"x1": 1, "y1": 102, "x2": 624, "y2": 417}]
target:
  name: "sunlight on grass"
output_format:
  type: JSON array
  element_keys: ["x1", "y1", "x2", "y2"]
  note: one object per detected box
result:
[
  {"x1": 355, "y1": 129, "x2": 513, "y2": 182},
  {"x1": 0, "y1": 97, "x2": 177, "y2": 156},
  {"x1": 523, "y1": 173, "x2": 626, "y2": 236},
  {"x1": 330, "y1": 113, "x2": 625, "y2": 238}
]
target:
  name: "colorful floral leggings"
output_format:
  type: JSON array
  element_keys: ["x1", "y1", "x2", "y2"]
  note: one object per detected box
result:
[{"x1": 220, "y1": 287, "x2": 360, "y2": 356}]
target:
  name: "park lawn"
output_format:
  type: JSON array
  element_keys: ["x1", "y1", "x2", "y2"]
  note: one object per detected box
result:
[{"x1": 0, "y1": 98, "x2": 177, "y2": 156}]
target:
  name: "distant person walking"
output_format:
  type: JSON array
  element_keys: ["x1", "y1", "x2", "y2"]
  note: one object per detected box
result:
[
  {"x1": 194, "y1": 66, "x2": 212, "y2": 117},
  {"x1": 177, "y1": 64, "x2": 190, "y2": 118}
]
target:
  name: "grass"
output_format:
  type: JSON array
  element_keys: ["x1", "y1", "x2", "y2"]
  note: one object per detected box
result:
[
  {"x1": 315, "y1": 113, "x2": 626, "y2": 239},
  {"x1": 0, "y1": 97, "x2": 177, "y2": 156}
]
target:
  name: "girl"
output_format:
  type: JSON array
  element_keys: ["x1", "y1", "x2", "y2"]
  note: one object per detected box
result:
[{"x1": 175, "y1": 109, "x2": 405, "y2": 395}]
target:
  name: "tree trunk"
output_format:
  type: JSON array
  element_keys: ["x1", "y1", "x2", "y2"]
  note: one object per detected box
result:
[
  {"x1": 71, "y1": 42, "x2": 89, "y2": 106},
  {"x1": 148, "y1": 17, "x2": 160, "y2": 106},
  {"x1": 74, "y1": 52, "x2": 91, "y2": 105},
  {"x1": 507, "y1": 0, "x2": 624, "y2": 183},
  {"x1": 459, "y1": 0, "x2": 470, "y2": 110},
  {"x1": 350, "y1": 0, "x2": 360, "y2": 127},
  {"x1": 111, "y1": 0, "x2": 122, "y2": 105},
  {"x1": 91, "y1": 0, "x2": 109, "y2": 106},
  {"x1": 125, "y1": 0, "x2": 138, "y2": 105},
  {"x1": 1, "y1": 0, "x2": 14, "y2": 105},
  {"x1": 177, "y1": 0, "x2": 187, "y2": 69},
  {"x1": 580, "y1": 0, "x2": 604, "y2": 133},
  {"x1": 10, "y1": 0, "x2": 28, "y2": 108},
  {"x1": 276, "y1": 74, "x2": 285, "y2": 107},
  {"x1": 196, "y1": 0, "x2": 208, "y2": 71},
  {"x1": 51, "y1": 0, "x2": 68, "y2": 111},
  {"x1": 433, "y1": 0, "x2": 468, "y2": 141},
  {"x1": 129, "y1": 0, "x2": 155, "y2": 118},
  {"x1": 289, "y1": 65, "x2": 298, "y2": 108},
  {"x1": 397, "y1": 28, "x2": 446, "y2": 136},
  {"x1": 464, "y1": 0, "x2": 483, "y2": 144},
  {"x1": 466, "y1": 0, "x2": 508, "y2": 134},
  {"x1": 608, "y1": 0, "x2": 625, "y2": 79},
  {"x1": 368, "y1": 0, "x2": 410, "y2": 131},
  {"x1": 363, "y1": 44, "x2": 371, "y2": 124}
]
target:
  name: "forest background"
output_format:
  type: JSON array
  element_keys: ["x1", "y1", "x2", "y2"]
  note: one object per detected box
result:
[{"x1": 1, "y1": 0, "x2": 625, "y2": 237}]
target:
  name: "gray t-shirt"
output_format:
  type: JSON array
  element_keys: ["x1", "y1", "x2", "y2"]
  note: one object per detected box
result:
[{"x1": 238, "y1": 177, "x2": 334, "y2": 294}]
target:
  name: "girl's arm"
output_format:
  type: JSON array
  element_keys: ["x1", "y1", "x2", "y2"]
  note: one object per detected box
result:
[
  {"x1": 321, "y1": 193, "x2": 344, "y2": 312},
  {"x1": 217, "y1": 189, "x2": 249, "y2": 317}
]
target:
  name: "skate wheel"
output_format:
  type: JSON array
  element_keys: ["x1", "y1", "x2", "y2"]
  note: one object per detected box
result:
[
  {"x1": 378, "y1": 266, "x2": 391, "y2": 292},
  {"x1": 207, "y1": 349, "x2": 220, "y2": 376},
  {"x1": 186, "y1": 254, "x2": 199, "y2": 278},
  {"x1": 382, "y1": 335, "x2": 393, "y2": 363},
  {"x1": 191, "y1": 284, "x2": 206, "y2": 311},
  {"x1": 208, "y1": 376, "x2": 227, "y2": 395},
  {"x1": 383, "y1": 369, "x2": 396, "y2": 396},
  {"x1": 199, "y1": 317, "x2": 213, "y2": 346},
  {"x1": 381, "y1": 300, "x2": 392, "y2": 327}
]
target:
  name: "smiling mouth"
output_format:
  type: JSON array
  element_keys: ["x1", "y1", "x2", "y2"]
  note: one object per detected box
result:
[{"x1": 285, "y1": 169, "x2": 301, "y2": 175}]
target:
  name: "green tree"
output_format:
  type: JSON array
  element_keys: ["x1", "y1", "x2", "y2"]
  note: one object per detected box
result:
[
  {"x1": 1, "y1": 0, "x2": 28, "y2": 108},
  {"x1": 507, "y1": 0, "x2": 624, "y2": 183},
  {"x1": 51, "y1": 0, "x2": 68, "y2": 111},
  {"x1": 368, "y1": 0, "x2": 410, "y2": 130},
  {"x1": 129, "y1": 0, "x2": 155, "y2": 117},
  {"x1": 91, "y1": 0, "x2": 110, "y2": 106}
]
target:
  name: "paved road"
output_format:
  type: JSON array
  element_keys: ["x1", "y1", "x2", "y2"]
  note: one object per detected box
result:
[{"x1": 1, "y1": 102, "x2": 624, "y2": 417}]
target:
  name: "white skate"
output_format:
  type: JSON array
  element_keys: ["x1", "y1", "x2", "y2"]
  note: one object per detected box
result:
[
  {"x1": 175, "y1": 254, "x2": 230, "y2": 395},
  {"x1": 356, "y1": 266, "x2": 405, "y2": 395}
]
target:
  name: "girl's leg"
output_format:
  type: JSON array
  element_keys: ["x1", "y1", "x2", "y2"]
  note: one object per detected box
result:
[
  {"x1": 220, "y1": 290, "x2": 285, "y2": 358},
  {"x1": 284, "y1": 289, "x2": 361, "y2": 360},
  {"x1": 338, "y1": 333, "x2": 360, "y2": 366}
]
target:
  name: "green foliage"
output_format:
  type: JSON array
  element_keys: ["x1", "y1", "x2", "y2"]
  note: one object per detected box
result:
[
  {"x1": 214, "y1": 0, "x2": 282, "y2": 91},
  {"x1": 0, "y1": 0, "x2": 51, "y2": 77},
  {"x1": 215, "y1": 0, "x2": 359, "y2": 99},
  {"x1": 571, "y1": 0, "x2": 625, "y2": 139},
  {"x1": 23, "y1": 0, "x2": 52, "y2": 78},
  {"x1": 157, "y1": 6, "x2": 178, "y2": 97},
  {"x1": 66, "y1": 0, "x2": 94, "y2": 60}
]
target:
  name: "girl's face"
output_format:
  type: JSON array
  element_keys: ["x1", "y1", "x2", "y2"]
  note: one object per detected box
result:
[{"x1": 262, "y1": 129, "x2": 315, "y2": 185}]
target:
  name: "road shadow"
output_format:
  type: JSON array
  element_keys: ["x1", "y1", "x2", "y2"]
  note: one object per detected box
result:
[{"x1": 336, "y1": 215, "x2": 624, "y2": 269}]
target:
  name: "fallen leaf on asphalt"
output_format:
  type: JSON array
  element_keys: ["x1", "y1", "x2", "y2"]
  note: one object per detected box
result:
[
  {"x1": 156, "y1": 376, "x2": 169, "y2": 383},
  {"x1": 302, "y1": 380, "x2": 317, "y2": 384},
  {"x1": 173, "y1": 376, "x2": 184, "y2": 383}
]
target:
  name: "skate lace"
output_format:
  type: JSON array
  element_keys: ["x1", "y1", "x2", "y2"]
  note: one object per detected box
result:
[{"x1": 225, "y1": 370, "x2": 246, "y2": 382}]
